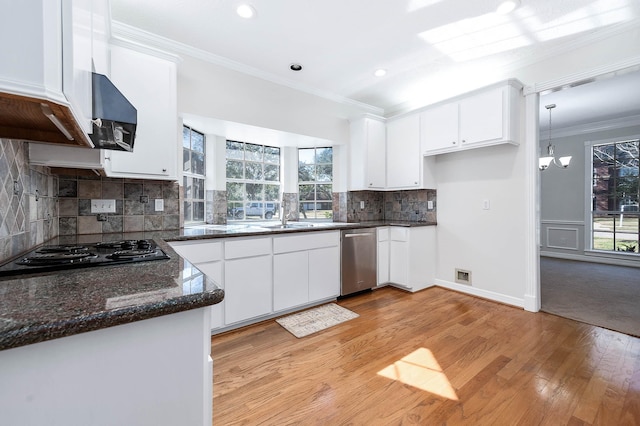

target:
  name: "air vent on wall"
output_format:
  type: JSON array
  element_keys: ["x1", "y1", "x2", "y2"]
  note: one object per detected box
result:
[{"x1": 455, "y1": 268, "x2": 472, "y2": 285}]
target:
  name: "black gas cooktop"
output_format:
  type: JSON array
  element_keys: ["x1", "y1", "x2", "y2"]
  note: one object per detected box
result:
[{"x1": 0, "y1": 239, "x2": 170, "y2": 277}]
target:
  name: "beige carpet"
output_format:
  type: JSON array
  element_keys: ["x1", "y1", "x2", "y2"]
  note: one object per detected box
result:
[
  {"x1": 540, "y1": 257, "x2": 640, "y2": 337},
  {"x1": 276, "y1": 303, "x2": 359, "y2": 338}
]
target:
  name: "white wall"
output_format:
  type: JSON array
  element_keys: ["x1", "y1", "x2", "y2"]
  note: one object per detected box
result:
[
  {"x1": 434, "y1": 142, "x2": 527, "y2": 304},
  {"x1": 177, "y1": 56, "x2": 361, "y2": 145}
]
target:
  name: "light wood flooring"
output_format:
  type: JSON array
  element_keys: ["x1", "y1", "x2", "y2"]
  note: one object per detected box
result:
[{"x1": 211, "y1": 286, "x2": 640, "y2": 425}]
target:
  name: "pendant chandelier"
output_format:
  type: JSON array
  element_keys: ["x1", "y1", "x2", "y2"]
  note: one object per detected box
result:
[{"x1": 539, "y1": 103, "x2": 571, "y2": 170}]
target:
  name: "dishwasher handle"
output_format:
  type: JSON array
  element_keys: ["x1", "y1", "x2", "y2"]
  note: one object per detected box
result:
[{"x1": 343, "y1": 233, "x2": 375, "y2": 238}]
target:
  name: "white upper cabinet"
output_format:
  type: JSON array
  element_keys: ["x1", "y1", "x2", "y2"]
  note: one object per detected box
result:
[
  {"x1": 106, "y1": 45, "x2": 179, "y2": 180},
  {"x1": 420, "y1": 102, "x2": 459, "y2": 152},
  {"x1": 421, "y1": 81, "x2": 522, "y2": 156},
  {"x1": 386, "y1": 114, "x2": 421, "y2": 189},
  {"x1": 0, "y1": 0, "x2": 104, "y2": 146},
  {"x1": 348, "y1": 115, "x2": 386, "y2": 190}
]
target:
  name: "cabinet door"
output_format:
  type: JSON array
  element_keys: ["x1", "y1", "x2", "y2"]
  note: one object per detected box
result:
[
  {"x1": 273, "y1": 251, "x2": 309, "y2": 311},
  {"x1": 365, "y1": 118, "x2": 386, "y2": 189},
  {"x1": 421, "y1": 102, "x2": 459, "y2": 154},
  {"x1": 197, "y1": 262, "x2": 224, "y2": 329},
  {"x1": 377, "y1": 239, "x2": 389, "y2": 285},
  {"x1": 224, "y1": 255, "x2": 272, "y2": 324},
  {"x1": 108, "y1": 46, "x2": 178, "y2": 179},
  {"x1": 459, "y1": 87, "x2": 504, "y2": 147},
  {"x1": 386, "y1": 114, "x2": 420, "y2": 188},
  {"x1": 389, "y1": 240, "x2": 409, "y2": 285},
  {"x1": 309, "y1": 246, "x2": 340, "y2": 301}
]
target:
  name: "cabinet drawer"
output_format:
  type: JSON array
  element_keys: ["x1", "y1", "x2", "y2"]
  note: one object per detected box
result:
[
  {"x1": 389, "y1": 227, "x2": 409, "y2": 241},
  {"x1": 377, "y1": 227, "x2": 389, "y2": 242},
  {"x1": 273, "y1": 231, "x2": 339, "y2": 254},
  {"x1": 169, "y1": 240, "x2": 223, "y2": 263},
  {"x1": 225, "y1": 237, "x2": 272, "y2": 259}
]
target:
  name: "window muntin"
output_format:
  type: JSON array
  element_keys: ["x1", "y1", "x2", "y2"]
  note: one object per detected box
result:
[
  {"x1": 226, "y1": 140, "x2": 281, "y2": 221},
  {"x1": 183, "y1": 126, "x2": 206, "y2": 223},
  {"x1": 298, "y1": 147, "x2": 333, "y2": 220},
  {"x1": 591, "y1": 139, "x2": 639, "y2": 253}
]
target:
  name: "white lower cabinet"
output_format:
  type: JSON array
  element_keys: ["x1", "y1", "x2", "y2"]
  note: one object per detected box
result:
[
  {"x1": 378, "y1": 226, "x2": 436, "y2": 292},
  {"x1": 169, "y1": 231, "x2": 340, "y2": 332},
  {"x1": 308, "y1": 246, "x2": 340, "y2": 300},
  {"x1": 224, "y1": 237, "x2": 273, "y2": 325},
  {"x1": 377, "y1": 227, "x2": 390, "y2": 285},
  {"x1": 273, "y1": 231, "x2": 340, "y2": 312},
  {"x1": 273, "y1": 251, "x2": 309, "y2": 311},
  {"x1": 169, "y1": 240, "x2": 224, "y2": 329}
]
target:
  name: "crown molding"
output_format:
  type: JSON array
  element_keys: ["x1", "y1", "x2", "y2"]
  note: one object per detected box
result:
[
  {"x1": 541, "y1": 114, "x2": 640, "y2": 140},
  {"x1": 110, "y1": 21, "x2": 384, "y2": 116}
]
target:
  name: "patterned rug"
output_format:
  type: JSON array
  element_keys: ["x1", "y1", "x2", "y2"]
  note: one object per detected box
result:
[{"x1": 276, "y1": 303, "x2": 359, "y2": 338}]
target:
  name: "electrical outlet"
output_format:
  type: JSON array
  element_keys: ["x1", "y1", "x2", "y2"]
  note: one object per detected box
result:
[
  {"x1": 427, "y1": 200, "x2": 434, "y2": 210},
  {"x1": 155, "y1": 199, "x2": 164, "y2": 212},
  {"x1": 91, "y1": 199, "x2": 116, "y2": 213},
  {"x1": 360, "y1": 200, "x2": 365, "y2": 210}
]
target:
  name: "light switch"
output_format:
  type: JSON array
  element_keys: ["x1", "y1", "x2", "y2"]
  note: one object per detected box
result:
[
  {"x1": 91, "y1": 199, "x2": 116, "y2": 213},
  {"x1": 155, "y1": 199, "x2": 164, "y2": 212}
]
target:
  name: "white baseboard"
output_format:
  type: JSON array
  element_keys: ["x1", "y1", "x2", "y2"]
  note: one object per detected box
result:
[
  {"x1": 540, "y1": 250, "x2": 640, "y2": 268},
  {"x1": 434, "y1": 279, "x2": 524, "y2": 308}
]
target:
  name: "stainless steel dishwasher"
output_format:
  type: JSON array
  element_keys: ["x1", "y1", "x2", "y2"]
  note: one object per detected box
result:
[{"x1": 341, "y1": 228, "x2": 377, "y2": 296}]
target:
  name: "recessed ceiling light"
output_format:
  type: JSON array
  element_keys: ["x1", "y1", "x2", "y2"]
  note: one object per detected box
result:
[
  {"x1": 290, "y1": 63, "x2": 303, "y2": 71},
  {"x1": 374, "y1": 69, "x2": 387, "y2": 77},
  {"x1": 236, "y1": 4, "x2": 256, "y2": 19},
  {"x1": 496, "y1": 0, "x2": 520, "y2": 14}
]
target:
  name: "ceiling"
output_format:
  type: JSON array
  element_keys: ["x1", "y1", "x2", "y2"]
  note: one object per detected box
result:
[{"x1": 109, "y1": 0, "x2": 640, "y2": 140}]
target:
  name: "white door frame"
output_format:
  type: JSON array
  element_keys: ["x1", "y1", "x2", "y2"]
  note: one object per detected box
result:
[{"x1": 523, "y1": 56, "x2": 640, "y2": 312}]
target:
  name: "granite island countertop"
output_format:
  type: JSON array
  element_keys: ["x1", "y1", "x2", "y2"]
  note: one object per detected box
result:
[{"x1": 0, "y1": 237, "x2": 224, "y2": 351}]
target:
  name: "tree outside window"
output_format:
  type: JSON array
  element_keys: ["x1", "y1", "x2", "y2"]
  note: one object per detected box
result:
[
  {"x1": 298, "y1": 147, "x2": 333, "y2": 220},
  {"x1": 592, "y1": 139, "x2": 639, "y2": 253},
  {"x1": 226, "y1": 140, "x2": 281, "y2": 221},
  {"x1": 183, "y1": 126, "x2": 205, "y2": 223}
]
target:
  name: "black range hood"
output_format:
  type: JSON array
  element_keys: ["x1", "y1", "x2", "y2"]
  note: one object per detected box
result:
[{"x1": 90, "y1": 72, "x2": 137, "y2": 152}]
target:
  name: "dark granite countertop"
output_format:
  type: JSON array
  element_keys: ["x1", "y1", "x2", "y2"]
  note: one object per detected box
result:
[
  {"x1": 0, "y1": 220, "x2": 435, "y2": 351},
  {"x1": 0, "y1": 236, "x2": 224, "y2": 351},
  {"x1": 168, "y1": 220, "x2": 436, "y2": 242}
]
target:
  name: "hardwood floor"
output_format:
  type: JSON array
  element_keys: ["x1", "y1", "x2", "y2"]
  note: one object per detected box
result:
[{"x1": 211, "y1": 287, "x2": 640, "y2": 425}]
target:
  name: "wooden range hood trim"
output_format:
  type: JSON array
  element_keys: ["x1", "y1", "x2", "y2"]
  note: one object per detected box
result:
[{"x1": 0, "y1": 91, "x2": 93, "y2": 147}]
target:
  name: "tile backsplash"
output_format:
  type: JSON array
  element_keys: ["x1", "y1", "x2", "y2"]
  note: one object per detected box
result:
[
  {"x1": 0, "y1": 140, "x2": 183, "y2": 263},
  {"x1": 333, "y1": 189, "x2": 437, "y2": 223},
  {"x1": 0, "y1": 139, "x2": 58, "y2": 263},
  {"x1": 57, "y1": 171, "x2": 181, "y2": 235}
]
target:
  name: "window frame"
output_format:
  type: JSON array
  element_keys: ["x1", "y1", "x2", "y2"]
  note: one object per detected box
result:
[
  {"x1": 225, "y1": 140, "x2": 281, "y2": 222},
  {"x1": 298, "y1": 146, "x2": 333, "y2": 221},
  {"x1": 183, "y1": 125, "x2": 206, "y2": 224},
  {"x1": 588, "y1": 137, "x2": 640, "y2": 254}
]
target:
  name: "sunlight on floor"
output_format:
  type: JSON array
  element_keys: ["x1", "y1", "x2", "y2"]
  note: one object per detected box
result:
[{"x1": 377, "y1": 348, "x2": 459, "y2": 400}]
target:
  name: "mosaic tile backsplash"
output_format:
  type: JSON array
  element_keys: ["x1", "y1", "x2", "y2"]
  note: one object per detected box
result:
[{"x1": 0, "y1": 139, "x2": 58, "y2": 263}]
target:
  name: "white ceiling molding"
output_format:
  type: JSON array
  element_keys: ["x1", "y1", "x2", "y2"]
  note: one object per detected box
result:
[
  {"x1": 111, "y1": 21, "x2": 384, "y2": 117},
  {"x1": 524, "y1": 55, "x2": 640, "y2": 96},
  {"x1": 541, "y1": 114, "x2": 640, "y2": 140}
]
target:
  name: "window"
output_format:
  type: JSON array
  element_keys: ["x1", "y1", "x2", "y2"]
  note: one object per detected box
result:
[
  {"x1": 298, "y1": 147, "x2": 333, "y2": 220},
  {"x1": 183, "y1": 126, "x2": 206, "y2": 223},
  {"x1": 226, "y1": 140, "x2": 281, "y2": 221},
  {"x1": 591, "y1": 139, "x2": 639, "y2": 253}
]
